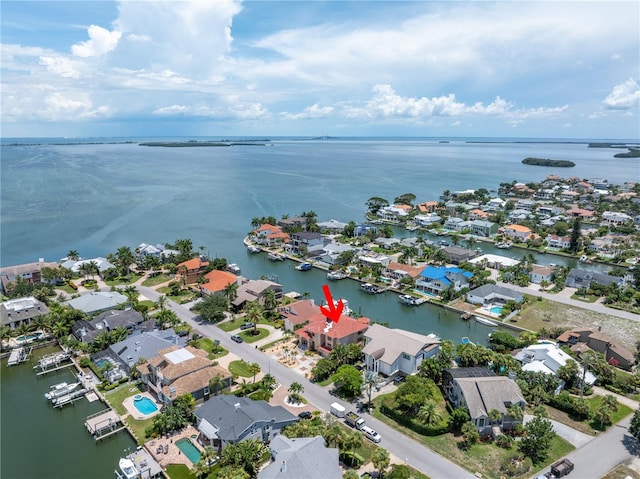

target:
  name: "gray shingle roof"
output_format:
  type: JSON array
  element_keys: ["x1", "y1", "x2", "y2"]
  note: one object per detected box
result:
[
  {"x1": 456, "y1": 376, "x2": 525, "y2": 419},
  {"x1": 258, "y1": 436, "x2": 341, "y2": 479}
]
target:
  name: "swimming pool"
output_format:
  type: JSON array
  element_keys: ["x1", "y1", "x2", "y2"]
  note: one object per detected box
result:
[
  {"x1": 133, "y1": 396, "x2": 158, "y2": 415},
  {"x1": 16, "y1": 332, "x2": 42, "y2": 342},
  {"x1": 176, "y1": 438, "x2": 201, "y2": 464},
  {"x1": 489, "y1": 306, "x2": 503, "y2": 315},
  {"x1": 95, "y1": 358, "x2": 112, "y2": 368}
]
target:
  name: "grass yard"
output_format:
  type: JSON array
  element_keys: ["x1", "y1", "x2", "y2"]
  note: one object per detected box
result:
[
  {"x1": 142, "y1": 273, "x2": 173, "y2": 287},
  {"x1": 166, "y1": 464, "x2": 196, "y2": 479},
  {"x1": 193, "y1": 337, "x2": 228, "y2": 360},
  {"x1": 570, "y1": 293, "x2": 599, "y2": 303},
  {"x1": 125, "y1": 416, "x2": 154, "y2": 445},
  {"x1": 602, "y1": 465, "x2": 640, "y2": 479},
  {"x1": 239, "y1": 328, "x2": 269, "y2": 343},
  {"x1": 218, "y1": 317, "x2": 245, "y2": 332},
  {"x1": 586, "y1": 395, "x2": 633, "y2": 431},
  {"x1": 539, "y1": 397, "x2": 633, "y2": 435},
  {"x1": 105, "y1": 273, "x2": 144, "y2": 286},
  {"x1": 228, "y1": 360, "x2": 253, "y2": 377},
  {"x1": 104, "y1": 382, "x2": 144, "y2": 415}
]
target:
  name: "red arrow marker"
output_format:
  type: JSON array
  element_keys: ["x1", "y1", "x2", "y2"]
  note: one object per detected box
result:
[{"x1": 319, "y1": 284, "x2": 344, "y2": 323}]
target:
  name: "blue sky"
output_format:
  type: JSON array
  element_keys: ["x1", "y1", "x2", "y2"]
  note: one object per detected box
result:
[{"x1": 1, "y1": 1, "x2": 639, "y2": 139}]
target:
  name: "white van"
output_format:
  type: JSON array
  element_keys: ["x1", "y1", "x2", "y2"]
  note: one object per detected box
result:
[{"x1": 361, "y1": 425, "x2": 382, "y2": 443}]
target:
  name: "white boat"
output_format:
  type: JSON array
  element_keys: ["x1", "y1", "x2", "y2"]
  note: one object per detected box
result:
[
  {"x1": 496, "y1": 241, "x2": 513, "y2": 249},
  {"x1": 399, "y1": 294, "x2": 420, "y2": 306},
  {"x1": 246, "y1": 244, "x2": 262, "y2": 254},
  {"x1": 327, "y1": 270, "x2": 347, "y2": 280},
  {"x1": 226, "y1": 263, "x2": 241, "y2": 274},
  {"x1": 360, "y1": 283, "x2": 384, "y2": 294},
  {"x1": 118, "y1": 457, "x2": 140, "y2": 479},
  {"x1": 295, "y1": 262, "x2": 312, "y2": 271},
  {"x1": 268, "y1": 252, "x2": 285, "y2": 261},
  {"x1": 475, "y1": 316, "x2": 498, "y2": 326},
  {"x1": 45, "y1": 382, "x2": 81, "y2": 400}
]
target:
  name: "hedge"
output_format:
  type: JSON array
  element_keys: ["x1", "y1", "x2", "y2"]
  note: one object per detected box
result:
[{"x1": 380, "y1": 402, "x2": 449, "y2": 436}]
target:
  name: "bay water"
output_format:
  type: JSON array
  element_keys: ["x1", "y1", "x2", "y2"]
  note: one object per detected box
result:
[{"x1": 1, "y1": 137, "x2": 638, "y2": 477}]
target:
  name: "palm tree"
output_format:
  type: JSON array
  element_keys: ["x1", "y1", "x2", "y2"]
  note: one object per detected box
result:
[
  {"x1": 261, "y1": 373, "x2": 277, "y2": 395},
  {"x1": 122, "y1": 285, "x2": 139, "y2": 309},
  {"x1": 262, "y1": 288, "x2": 278, "y2": 314},
  {"x1": 363, "y1": 370, "x2": 378, "y2": 407},
  {"x1": 209, "y1": 374, "x2": 226, "y2": 395},
  {"x1": 324, "y1": 423, "x2": 344, "y2": 448},
  {"x1": 288, "y1": 382, "x2": 304, "y2": 403},
  {"x1": 371, "y1": 447, "x2": 390, "y2": 479},
  {"x1": 343, "y1": 430, "x2": 363, "y2": 465},
  {"x1": 14, "y1": 321, "x2": 33, "y2": 340},
  {"x1": 247, "y1": 362, "x2": 261, "y2": 383},
  {"x1": 417, "y1": 400, "x2": 443, "y2": 427},
  {"x1": 245, "y1": 301, "x2": 263, "y2": 335},
  {"x1": 67, "y1": 250, "x2": 80, "y2": 261},
  {"x1": 115, "y1": 246, "x2": 135, "y2": 279},
  {"x1": 87, "y1": 260, "x2": 99, "y2": 280},
  {"x1": 1, "y1": 325, "x2": 12, "y2": 346},
  {"x1": 579, "y1": 350, "x2": 597, "y2": 398},
  {"x1": 507, "y1": 404, "x2": 524, "y2": 422},
  {"x1": 223, "y1": 281, "x2": 239, "y2": 302},
  {"x1": 488, "y1": 408, "x2": 502, "y2": 426},
  {"x1": 156, "y1": 294, "x2": 167, "y2": 311}
]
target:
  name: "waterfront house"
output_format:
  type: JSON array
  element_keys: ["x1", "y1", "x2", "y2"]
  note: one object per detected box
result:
[
  {"x1": 466, "y1": 284, "x2": 523, "y2": 307},
  {"x1": 442, "y1": 368, "x2": 526, "y2": 435},
  {"x1": 375, "y1": 237, "x2": 401, "y2": 250},
  {"x1": 72, "y1": 308, "x2": 147, "y2": 343},
  {"x1": 507, "y1": 209, "x2": 534, "y2": 222},
  {"x1": 469, "y1": 220, "x2": 498, "y2": 238},
  {"x1": 1, "y1": 296, "x2": 49, "y2": 330},
  {"x1": 414, "y1": 213, "x2": 442, "y2": 226},
  {"x1": 278, "y1": 299, "x2": 318, "y2": 331},
  {"x1": 199, "y1": 269, "x2": 239, "y2": 295},
  {"x1": 231, "y1": 279, "x2": 283, "y2": 311},
  {"x1": 258, "y1": 435, "x2": 342, "y2": 479},
  {"x1": 136, "y1": 345, "x2": 233, "y2": 405},
  {"x1": 362, "y1": 324, "x2": 440, "y2": 377},
  {"x1": 176, "y1": 257, "x2": 209, "y2": 285},
  {"x1": 515, "y1": 199, "x2": 536, "y2": 211},
  {"x1": 602, "y1": 211, "x2": 632, "y2": 226},
  {"x1": 383, "y1": 262, "x2": 424, "y2": 281},
  {"x1": 440, "y1": 246, "x2": 477, "y2": 264},
  {"x1": 485, "y1": 198, "x2": 506, "y2": 211},
  {"x1": 64, "y1": 291, "x2": 128, "y2": 315},
  {"x1": 277, "y1": 216, "x2": 307, "y2": 231},
  {"x1": 529, "y1": 265, "x2": 554, "y2": 285},
  {"x1": 565, "y1": 268, "x2": 625, "y2": 289},
  {"x1": 0, "y1": 259, "x2": 59, "y2": 294},
  {"x1": 252, "y1": 224, "x2": 291, "y2": 247},
  {"x1": 468, "y1": 209, "x2": 490, "y2": 221},
  {"x1": 286, "y1": 232, "x2": 325, "y2": 256},
  {"x1": 357, "y1": 251, "x2": 390, "y2": 268},
  {"x1": 194, "y1": 395, "x2": 298, "y2": 453},
  {"x1": 416, "y1": 266, "x2": 472, "y2": 296},
  {"x1": 317, "y1": 219, "x2": 348, "y2": 232},
  {"x1": 565, "y1": 208, "x2": 595, "y2": 219},
  {"x1": 60, "y1": 257, "x2": 116, "y2": 277},
  {"x1": 319, "y1": 242, "x2": 358, "y2": 266},
  {"x1": 545, "y1": 234, "x2": 571, "y2": 250},
  {"x1": 443, "y1": 217, "x2": 468, "y2": 232},
  {"x1": 295, "y1": 315, "x2": 370, "y2": 357},
  {"x1": 514, "y1": 342, "x2": 596, "y2": 386},
  {"x1": 468, "y1": 254, "x2": 520, "y2": 270},
  {"x1": 136, "y1": 242, "x2": 179, "y2": 260},
  {"x1": 377, "y1": 204, "x2": 411, "y2": 223},
  {"x1": 500, "y1": 224, "x2": 532, "y2": 242},
  {"x1": 416, "y1": 201, "x2": 439, "y2": 213},
  {"x1": 556, "y1": 328, "x2": 636, "y2": 370}
]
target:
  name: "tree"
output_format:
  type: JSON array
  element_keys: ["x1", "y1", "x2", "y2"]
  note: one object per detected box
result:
[
  {"x1": 288, "y1": 382, "x2": 304, "y2": 403},
  {"x1": 122, "y1": 285, "x2": 139, "y2": 309},
  {"x1": 488, "y1": 408, "x2": 502, "y2": 425},
  {"x1": 629, "y1": 408, "x2": 640, "y2": 441},
  {"x1": 332, "y1": 364, "x2": 363, "y2": 398},
  {"x1": 461, "y1": 422, "x2": 479, "y2": 449},
  {"x1": 223, "y1": 281, "x2": 239, "y2": 301},
  {"x1": 448, "y1": 408, "x2": 470, "y2": 433},
  {"x1": 262, "y1": 288, "x2": 278, "y2": 314},
  {"x1": 417, "y1": 400, "x2": 443, "y2": 427},
  {"x1": 191, "y1": 294, "x2": 228, "y2": 323},
  {"x1": 363, "y1": 370, "x2": 378, "y2": 406},
  {"x1": 394, "y1": 193, "x2": 416, "y2": 205},
  {"x1": 342, "y1": 430, "x2": 363, "y2": 465},
  {"x1": 569, "y1": 217, "x2": 582, "y2": 254},
  {"x1": 220, "y1": 439, "x2": 265, "y2": 478},
  {"x1": 324, "y1": 423, "x2": 344, "y2": 448},
  {"x1": 209, "y1": 374, "x2": 226, "y2": 395},
  {"x1": 343, "y1": 470, "x2": 360, "y2": 479},
  {"x1": 248, "y1": 362, "x2": 261, "y2": 383},
  {"x1": 372, "y1": 447, "x2": 391, "y2": 479},
  {"x1": 579, "y1": 350, "x2": 597, "y2": 398},
  {"x1": 245, "y1": 301, "x2": 264, "y2": 334},
  {"x1": 518, "y1": 414, "x2": 555, "y2": 464},
  {"x1": 594, "y1": 403, "x2": 613, "y2": 428},
  {"x1": 365, "y1": 196, "x2": 389, "y2": 215},
  {"x1": 115, "y1": 246, "x2": 135, "y2": 278},
  {"x1": 67, "y1": 250, "x2": 80, "y2": 261}
]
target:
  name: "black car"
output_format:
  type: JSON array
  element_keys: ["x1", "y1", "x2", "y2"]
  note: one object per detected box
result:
[
  {"x1": 231, "y1": 335, "x2": 244, "y2": 343},
  {"x1": 298, "y1": 411, "x2": 312, "y2": 419},
  {"x1": 239, "y1": 322, "x2": 253, "y2": 330},
  {"x1": 393, "y1": 375, "x2": 406, "y2": 384}
]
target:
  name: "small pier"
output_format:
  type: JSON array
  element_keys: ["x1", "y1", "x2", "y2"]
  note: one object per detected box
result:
[
  {"x1": 7, "y1": 347, "x2": 31, "y2": 366},
  {"x1": 33, "y1": 351, "x2": 72, "y2": 375},
  {"x1": 52, "y1": 388, "x2": 88, "y2": 408},
  {"x1": 85, "y1": 409, "x2": 126, "y2": 441},
  {"x1": 114, "y1": 447, "x2": 164, "y2": 479}
]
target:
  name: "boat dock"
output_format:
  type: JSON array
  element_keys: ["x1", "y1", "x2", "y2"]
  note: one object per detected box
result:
[
  {"x1": 53, "y1": 388, "x2": 88, "y2": 408},
  {"x1": 85, "y1": 409, "x2": 127, "y2": 441},
  {"x1": 33, "y1": 351, "x2": 72, "y2": 375},
  {"x1": 115, "y1": 447, "x2": 163, "y2": 479},
  {"x1": 7, "y1": 347, "x2": 31, "y2": 366}
]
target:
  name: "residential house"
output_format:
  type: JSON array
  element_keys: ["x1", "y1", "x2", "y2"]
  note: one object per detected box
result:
[
  {"x1": 501, "y1": 224, "x2": 532, "y2": 242},
  {"x1": 377, "y1": 204, "x2": 411, "y2": 223},
  {"x1": 416, "y1": 201, "x2": 439, "y2": 213},
  {"x1": 383, "y1": 262, "x2": 424, "y2": 281},
  {"x1": 557, "y1": 328, "x2": 636, "y2": 371},
  {"x1": 442, "y1": 368, "x2": 526, "y2": 435},
  {"x1": 362, "y1": 324, "x2": 440, "y2": 377},
  {"x1": 319, "y1": 242, "x2": 358, "y2": 266},
  {"x1": 200, "y1": 270, "x2": 239, "y2": 295},
  {"x1": 353, "y1": 224, "x2": 376, "y2": 237},
  {"x1": 317, "y1": 219, "x2": 347, "y2": 233},
  {"x1": 295, "y1": 314, "x2": 370, "y2": 357},
  {"x1": 0, "y1": 259, "x2": 59, "y2": 294},
  {"x1": 414, "y1": 213, "x2": 442, "y2": 226},
  {"x1": 529, "y1": 265, "x2": 554, "y2": 285},
  {"x1": 259, "y1": 435, "x2": 342, "y2": 479},
  {"x1": 469, "y1": 209, "x2": 490, "y2": 221},
  {"x1": 513, "y1": 342, "x2": 596, "y2": 386},
  {"x1": 100, "y1": 328, "x2": 188, "y2": 375},
  {"x1": 545, "y1": 234, "x2": 571, "y2": 250},
  {"x1": 357, "y1": 251, "x2": 390, "y2": 268},
  {"x1": 485, "y1": 198, "x2": 506, "y2": 211},
  {"x1": 136, "y1": 243, "x2": 179, "y2": 260},
  {"x1": 565, "y1": 208, "x2": 595, "y2": 220},
  {"x1": 231, "y1": 279, "x2": 283, "y2": 310},
  {"x1": 277, "y1": 216, "x2": 307, "y2": 231},
  {"x1": 278, "y1": 299, "x2": 318, "y2": 331},
  {"x1": 416, "y1": 266, "x2": 473, "y2": 296},
  {"x1": 72, "y1": 308, "x2": 147, "y2": 343},
  {"x1": 253, "y1": 224, "x2": 291, "y2": 247},
  {"x1": 565, "y1": 268, "x2": 625, "y2": 289},
  {"x1": 468, "y1": 254, "x2": 520, "y2": 270},
  {"x1": 64, "y1": 291, "x2": 128, "y2": 315},
  {"x1": 440, "y1": 246, "x2": 477, "y2": 264},
  {"x1": 1, "y1": 297, "x2": 49, "y2": 330},
  {"x1": 176, "y1": 257, "x2": 209, "y2": 285},
  {"x1": 287, "y1": 232, "x2": 325, "y2": 256},
  {"x1": 587, "y1": 237, "x2": 624, "y2": 258},
  {"x1": 136, "y1": 345, "x2": 233, "y2": 405},
  {"x1": 60, "y1": 257, "x2": 116, "y2": 276},
  {"x1": 516, "y1": 199, "x2": 536, "y2": 211},
  {"x1": 469, "y1": 220, "x2": 498, "y2": 238},
  {"x1": 559, "y1": 190, "x2": 580, "y2": 202},
  {"x1": 602, "y1": 211, "x2": 632, "y2": 226},
  {"x1": 194, "y1": 395, "x2": 298, "y2": 453},
  {"x1": 443, "y1": 217, "x2": 469, "y2": 232},
  {"x1": 375, "y1": 237, "x2": 400, "y2": 250},
  {"x1": 466, "y1": 284, "x2": 523, "y2": 307},
  {"x1": 507, "y1": 209, "x2": 533, "y2": 222}
]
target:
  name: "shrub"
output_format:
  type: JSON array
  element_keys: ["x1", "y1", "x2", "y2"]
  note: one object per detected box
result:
[
  {"x1": 495, "y1": 434, "x2": 514, "y2": 449},
  {"x1": 79, "y1": 356, "x2": 91, "y2": 368},
  {"x1": 500, "y1": 453, "x2": 531, "y2": 477}
]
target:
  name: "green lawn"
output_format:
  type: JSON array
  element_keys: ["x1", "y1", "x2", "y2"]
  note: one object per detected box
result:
[
  {"x1": 570, "y1": 293, "x2": 599, "y2": 303},
  {"x1": 218, "y1": 317, "x2": 245, "y2": 332},
  {"x1": 193, "y1": 337, "x2": 228, "y2": 360},
  {"x1": 228, "y1": 360, "x2": 253, "y2": 377},
  {"x1": 239, "y1": 328, "x2": 269, "y2": 343},
  {"x1": 138, "y1": 300, "x2": 155, "y2": 310},
  {"x1": 141, "y1": 273, "x2": 173, "y2": 287},
  {"x1": 586, "y1": 396, "x2": 633, "y2": 431},
  {"x1": 166, "y1": 464, "x2": 196, "y2": 479},
  {"x1": 104, "y1": 382, "x2": 144, "y2": 415},
  {"x1": 125, "y1": 416, "x2": 154, "y2": 446},
  {"x1": 105, "y1": 273, "x2": 144, "y2": 286}
]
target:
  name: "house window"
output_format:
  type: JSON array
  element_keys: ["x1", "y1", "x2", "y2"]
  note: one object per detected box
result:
[
  {"x1": 478, "y1": 418, "x2": 485, "y2": 427},
  {"x1": 402, "y1": 353, "x2": 411, "y2": 360},
  {"x1": 204, "y1": 387, "x2": 210, "y2": 395}
]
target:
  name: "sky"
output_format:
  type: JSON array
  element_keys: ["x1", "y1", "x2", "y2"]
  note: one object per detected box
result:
[{"x1": 1, "y1": 1, "x2": 639, "y2": 139}]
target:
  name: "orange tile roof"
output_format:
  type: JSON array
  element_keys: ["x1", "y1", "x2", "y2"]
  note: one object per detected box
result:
[
  {"x1": 177, "y1": 258, "x2": 209, "y2": 271},
  {"x1": 279, "y1": 299, "x2": 318, "y2": 325},
  {"x1": 201, "y1": 270, "x2": 237, "y2": 293},
  {"x1": 394, "y1": 204, "x2": 413, "y2": 212},
  {"x1": 386, "y1": 262, "x2": 424, "y2": 278},
  {"x1": 302, "y1": 315, "x2": 370, "y2": 339},
  {"x1": 505, "y1": 224, "x2": 531, "y2": 233},
  {"x1": 417, "y1": 201, "x2": 439, "y2": 212},
  {"x1": 256, "y1": 224, "x2": 283, "y2": 234}
]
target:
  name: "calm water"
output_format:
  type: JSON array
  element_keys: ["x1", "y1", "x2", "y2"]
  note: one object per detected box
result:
[
  {"x1": 0, "y1": 347, "x2": 135, "y2": 479},
  {"x1": 1, "y1": 137, "x2": 638, "y2": 477}
]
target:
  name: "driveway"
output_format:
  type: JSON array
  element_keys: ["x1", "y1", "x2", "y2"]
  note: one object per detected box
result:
[{"x1": 524, "y1": 414, "x2": 593, "y2": 448}]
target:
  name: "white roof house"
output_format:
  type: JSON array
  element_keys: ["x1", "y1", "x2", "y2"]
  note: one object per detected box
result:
[
  {"x1": 514, "y1": 342, "x2": 596, "y2": 385},
  {"x1": 64, "y1": 291, "x2": 128, "y2": 314}
]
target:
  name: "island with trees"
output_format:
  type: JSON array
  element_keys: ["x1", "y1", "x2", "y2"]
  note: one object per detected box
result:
[{"x1": 521, "y1": 157, "x2": 575, "y2": 167}]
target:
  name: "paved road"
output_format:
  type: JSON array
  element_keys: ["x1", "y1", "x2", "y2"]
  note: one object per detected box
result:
[{"x1": 139, "y1": 286, "x2": 476, "y2": 479}]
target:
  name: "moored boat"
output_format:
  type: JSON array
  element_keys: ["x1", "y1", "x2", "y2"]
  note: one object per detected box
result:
[
  {"x1": 118, "y1": 457, "x2": 139, "y2": 479},
  {"x1": 45, "y1": 382, "x2": 81, "y2": 400},
  {"x1": 327, "y1": 270, "x2": 347, "y2": 280},
  {"x1": 226, "y1": 263, "x2": 241, "y2": 274},
  {"x1": 360, "y1": 283, "x2": 384, "y2": 294},
  {"x1": 475, "y1": 316, "x2": 498, "y2": 326},
  {"x1": 246, "y1": 244, "x2": 262, "y2": 254},
  {"x1": 399, "y1": 294, "x2": 420, "y2": 306},
  {"x1": 295, "y1": 262, "x2": 312, "y2": 271},
  {"x1": 267, "y1": 252, "x2": 285, "y2": 261},
  {"x1": 496, "y1": 241, "x2": 513, "y2": 249}
]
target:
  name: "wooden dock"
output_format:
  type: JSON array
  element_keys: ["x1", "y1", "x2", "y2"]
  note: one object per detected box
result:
[
  {"x1": 33, "y1": 351, "x2": 72, "y2": 375},
  {"x1": 85, "y1": 409, "x2": 126, "y2": 441},
  {"x1": 7, "y1": 347, "x2": 31, "y2": 366}
]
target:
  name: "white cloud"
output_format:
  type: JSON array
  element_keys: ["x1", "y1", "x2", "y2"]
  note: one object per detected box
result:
[
  {"x1": 603, "y1": 78, "x2": 640, "y2": 109},
  {"x1": 39, "y1": 56, "x2": 82, "y2": 78},
  {"x1": 282, "y1": 103, "x2": 334, "y2": 120},
  {"x1": 71, "y1": 25, "x2": 121, "y2": 58}
]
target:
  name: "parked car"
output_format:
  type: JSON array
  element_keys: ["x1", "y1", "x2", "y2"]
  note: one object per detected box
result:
[
  {"x1": 298, "y1": 411, "x2": 312, "y2": 419},
  {"x1": 240, "y1": 322, "x2": 253, "y2": 330},
  {"x1": 231, "y1": 335, "x2": 244, "y2": 343},
  {"x1": 393, "y1": 375, "x2": 406, "y2": 385}
]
